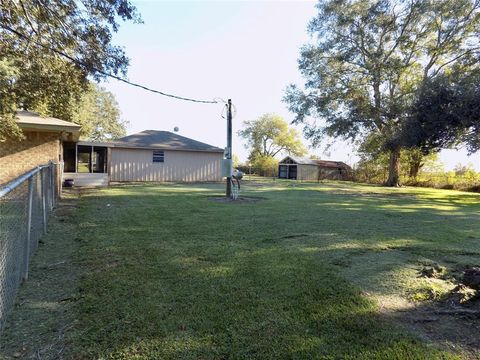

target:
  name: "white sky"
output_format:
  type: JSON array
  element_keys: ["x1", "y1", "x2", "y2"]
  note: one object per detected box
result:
[{"x1": 102, "y1": 0, "x2": 480, "y2": 171}]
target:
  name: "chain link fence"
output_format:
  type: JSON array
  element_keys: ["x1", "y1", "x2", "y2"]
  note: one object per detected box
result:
[{"x1": 0, "y1": 162, "x2": 61, "y2": 332}]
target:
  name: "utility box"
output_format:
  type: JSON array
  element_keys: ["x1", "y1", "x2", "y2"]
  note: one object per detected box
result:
[{"x1": 221, "y1": 159, "x2": 232, "y2": 178}]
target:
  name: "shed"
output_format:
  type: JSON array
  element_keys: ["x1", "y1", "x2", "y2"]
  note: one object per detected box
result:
[{"x1": 278, "y1": 156, "x2": 352, "y2": 181}]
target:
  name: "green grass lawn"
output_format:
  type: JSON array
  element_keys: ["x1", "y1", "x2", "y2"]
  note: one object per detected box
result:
[
  {"x1": 66, "y1": 181, "x2": 480, "y2": 359},
  {"x1": 3, "y1": 181, "x2": 480, "y2": 359}
]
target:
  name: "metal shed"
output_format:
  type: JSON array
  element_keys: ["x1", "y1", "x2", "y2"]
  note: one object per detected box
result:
[{"x1": 278, "y1": 156, "x2": 352, "y2": 181}]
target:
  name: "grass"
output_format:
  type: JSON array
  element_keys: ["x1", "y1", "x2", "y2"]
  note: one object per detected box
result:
[{"x1": 2, "y1": 180, "x2": 480, "y2": 359}]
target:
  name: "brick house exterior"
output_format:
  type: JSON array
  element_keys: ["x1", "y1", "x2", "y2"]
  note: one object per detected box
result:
[{"x1": 0, "y1": 111, "x2": 80, "y2": 185}]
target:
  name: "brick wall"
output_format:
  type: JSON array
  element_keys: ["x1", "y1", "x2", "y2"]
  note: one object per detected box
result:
[{"x1": 0, "y1": 131, "x2": 61, "y2": 185}]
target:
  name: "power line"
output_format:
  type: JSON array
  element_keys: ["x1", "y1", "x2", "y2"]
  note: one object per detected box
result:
[{"x1": 0, "y1": 24, "x2": 220, "y2": 104}]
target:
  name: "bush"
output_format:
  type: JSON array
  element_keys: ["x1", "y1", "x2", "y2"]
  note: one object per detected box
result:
[
  {"x1": 250, "y1": 155, "x2": 279, "y2": 177},
  {"x1": 354, "y1": 162, "x2": 480, "y2": 192}
]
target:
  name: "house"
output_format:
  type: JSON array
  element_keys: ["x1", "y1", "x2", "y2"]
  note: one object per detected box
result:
[
  {"x1": 63, "y1": 130, "x2": 224, "y2": 186},
  {"x1": 278, "y1": 156, "x2": 352, "y2": 181},
  {"x1": 1, "y1": 111, "x2": 224, "y2": 187},
  {"x1": 0, "y1": 111, "x2": 80, "y2": 185}
]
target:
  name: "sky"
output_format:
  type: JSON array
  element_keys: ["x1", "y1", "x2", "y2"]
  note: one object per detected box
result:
[{"x1": 102, "y1": 0, "x2": 480, "y2": 171}]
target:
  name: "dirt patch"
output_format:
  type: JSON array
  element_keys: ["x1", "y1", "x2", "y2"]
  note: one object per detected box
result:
[
  {"x1": 384, "y1": 298, "x2": 480, "y2": 359},
  {"x1": 338, "y1": 248, "x2": 480, "y2": 358},
  {"x1": 463, "y1": 267, "x2": 480, "y2": 290},
  {"x1": 208, "y1": 196, "x2": 266, "y2": 204},
  {"x1": 378, "y1": 265, "x2": 480, "y2": 359}
]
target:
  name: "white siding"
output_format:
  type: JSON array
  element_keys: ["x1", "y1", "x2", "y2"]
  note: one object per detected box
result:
[{"x1": 110, "y1": 148, "x2": 222, "y2": 182}]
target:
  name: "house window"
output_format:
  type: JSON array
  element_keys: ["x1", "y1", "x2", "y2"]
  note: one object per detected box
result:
[
  {"x1": 74, "y1": 145, "x2": 108, "y2": 173},
  {"x1": 153, "y1": 150, "x2": 165, "y2": 163}
]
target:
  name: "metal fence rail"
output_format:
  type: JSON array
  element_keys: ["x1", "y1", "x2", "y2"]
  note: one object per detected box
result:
[{"x1": 0, "y1": 162, "x2": 60, "y2": 332}]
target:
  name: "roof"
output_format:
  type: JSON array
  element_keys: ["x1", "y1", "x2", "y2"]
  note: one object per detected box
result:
[
  {"x1": 16, "y1": 110, "x2": 81, "y2": 134},
  {"x1": 77, "y1": 140, "x2": 115, "y2": 148},
  {"x1": 316, "y1": 160, "x2": 351, "y2": 169},
  {"x1": 113, "y1": 130, "x2": 223, "y2": 153},
  {"x1": 280, "y1": 155, "x2": 351, "y2": 169},
  {"x1": 279, "y1": 155, "x2": 319, "y2": 165}
]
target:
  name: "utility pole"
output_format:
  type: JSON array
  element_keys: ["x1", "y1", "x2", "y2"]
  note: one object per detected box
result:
[{"x1": 226, "y1": 99, "x2": 232, "y2": 198}]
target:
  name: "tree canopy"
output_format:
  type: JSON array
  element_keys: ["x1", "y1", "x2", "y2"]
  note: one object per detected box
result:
[
  {"x1": 401, "y1": 69, "x2": 480, "y2": 154},
  {"x1": 284, "y1": 0, "x2": 480, "y2": 186},
  {"x1": 239, "y1": 113, "x2": 306, "y2": 160},
  {"x1": 72, "y1": 83, "x2": 127, "y2": 141},
  {"x1": 238, "y1": 114, "x2": 306, "y2": 176},
  {"x1": 0, "y1": 0, "x2": 140, "y2": 141}
]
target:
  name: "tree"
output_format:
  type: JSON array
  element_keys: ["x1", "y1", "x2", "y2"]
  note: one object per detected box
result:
[
  {"x1": 232, "y1": 154, "x2": 240, "y2": 169},
  {"x1": 250, "y1": 155, "x2": 279, "y2": 177},
  {"x1": 401, "y1": 69, "x2": 480, "y2": 154},
  {"x1": 403, "y1": 148, "x2": 434, "y2": 180},
  {"x1": 0, "y1": 0, "x2": 140, "y2": 141},
  {"x1": 285, "y1": 0, "x2": 480, "y2": 186},
  {"x1": 239, "y1": 113, "x2": 306, "y2": 160},
  {"x1": 72, "y1": 83, "x2": 127, "y2": 141},
  {"x1": 355, "y1": 146, "x2": 440, "y2": 184}
]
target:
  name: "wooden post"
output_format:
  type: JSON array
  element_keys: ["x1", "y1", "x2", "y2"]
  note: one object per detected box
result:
[{"x1": 226, "y1": 99, "x2": 232, "y2": 198}]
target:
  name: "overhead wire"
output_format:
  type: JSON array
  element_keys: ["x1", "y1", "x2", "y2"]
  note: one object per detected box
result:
[{"x1": 0, "y1": 24, "x2": 220, "y2": 104}]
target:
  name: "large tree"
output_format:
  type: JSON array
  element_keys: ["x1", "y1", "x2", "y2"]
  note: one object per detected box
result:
[
  {"x1": 0, "y1": 0, "x2": 140, "y2": 141},
  {"x1": 285, "y1": 0, "x2": 480, "y2": 186},
  {"x1": 239, "y1": 113, "x2": 306, "y2": 160},
  {"x1": 72, "y1": 83, "x2": 127, "y2": 141},
  {"x1": 401, "y1": 68, "x2": 480, "y2": 154}
]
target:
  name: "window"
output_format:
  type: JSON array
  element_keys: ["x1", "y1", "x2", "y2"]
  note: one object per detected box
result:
[
  {"x1": 153, "y1": 150, "x2": 165, "y2": 163},
  {"x1": 74, "y1": 145, "x2": 108, "y2": 173}
]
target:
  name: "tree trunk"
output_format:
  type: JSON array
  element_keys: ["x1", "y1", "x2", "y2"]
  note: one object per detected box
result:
[
  {"x1": 409, "y1": 160, "x2": 422, "y2": 179},
  {"x1": 408, "y1": 152, "x2": 424, "y2": 180},
  {"x1": 385, "y1": 147, "x2": 401, "y2": 187}
]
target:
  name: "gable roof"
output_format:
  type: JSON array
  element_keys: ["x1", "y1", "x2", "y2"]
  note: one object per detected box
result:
[
  {"x1": 279, "y1": 155, "x2": 351, "y2": 169},
  {"x1": 280, "y1": 155, "x2": 319, "y2": 165},
  {"x1": 114, "y1": 130, "x2": 223, "y2": 153}
]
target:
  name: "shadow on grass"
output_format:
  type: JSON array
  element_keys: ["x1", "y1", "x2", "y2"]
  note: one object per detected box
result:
[{"x1": 73, "y1": 245, "x2": 455, "y2": 359}]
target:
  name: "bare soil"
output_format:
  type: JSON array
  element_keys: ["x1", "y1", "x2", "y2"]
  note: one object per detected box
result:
[{"x1": 384, "y1": 297, "x2": 480, "y2": 359}]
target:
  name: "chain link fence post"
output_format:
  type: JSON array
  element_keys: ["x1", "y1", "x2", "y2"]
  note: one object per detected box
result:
[
  {"x1": 23, "y1": 177, "x2": 34, "y2": 282},
  {"x1": 41, "y1": 167, "x2": 47, "y2": 234},
  {"x1": 50, "y1": 162, "x2": 56, "y2": 206}
]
